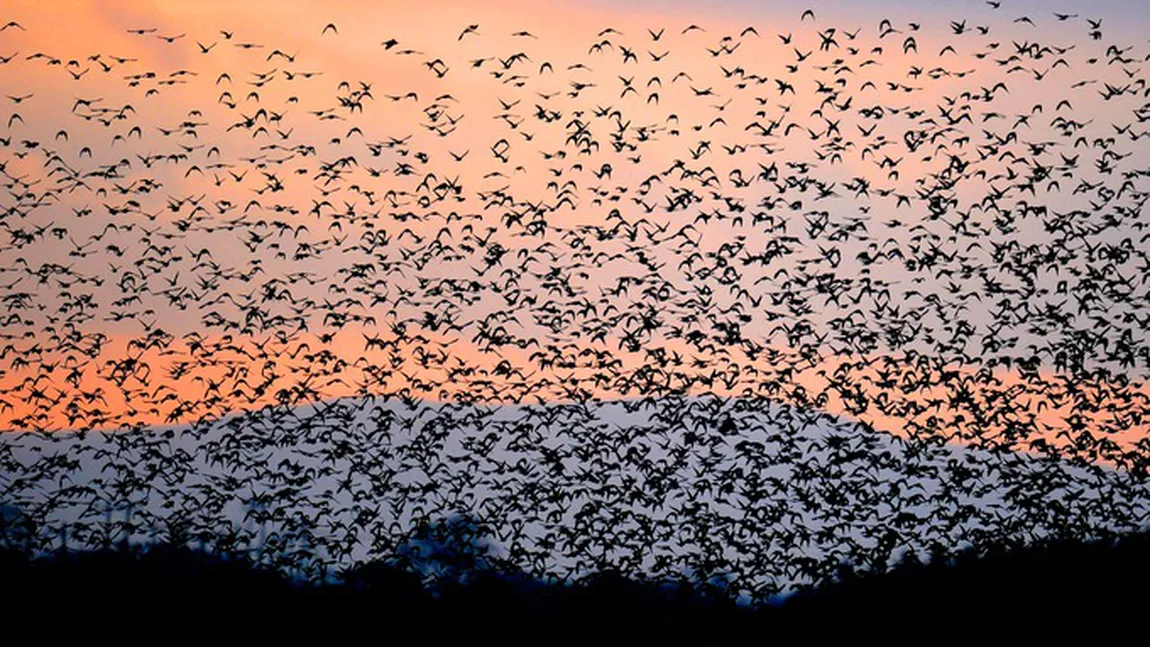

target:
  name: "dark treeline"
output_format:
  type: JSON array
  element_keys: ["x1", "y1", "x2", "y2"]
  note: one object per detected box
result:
[{"x1": 3, "y1": 520, "x2": 1148, "y2": 642}]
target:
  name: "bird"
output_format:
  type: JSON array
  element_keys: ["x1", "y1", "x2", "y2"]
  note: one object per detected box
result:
[
  {"x1": 459, "y1": 24, "x2": 480, "y2": 40},
  {"x1": 0, "y1": 2, "x2": 1147, "y2": 612}
]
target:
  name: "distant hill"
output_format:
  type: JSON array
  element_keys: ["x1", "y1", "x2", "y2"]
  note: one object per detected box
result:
[{"x1": 4, "y1": 395, "x2": 1148, "y2": 602}]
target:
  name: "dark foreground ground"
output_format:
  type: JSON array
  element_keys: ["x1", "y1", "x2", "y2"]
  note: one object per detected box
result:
[{"x1": 3, "y1": 531, "x2": 1149, "y2": 643}]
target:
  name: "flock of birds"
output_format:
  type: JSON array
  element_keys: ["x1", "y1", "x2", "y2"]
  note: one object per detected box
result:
[{"x1": 3, "y1": 2, "x2": 1150, "y2": 601}]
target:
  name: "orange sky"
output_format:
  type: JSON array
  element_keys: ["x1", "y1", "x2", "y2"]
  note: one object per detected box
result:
[{"x1": 2, "y1": 0, "x2": 1149, "y2": 472}]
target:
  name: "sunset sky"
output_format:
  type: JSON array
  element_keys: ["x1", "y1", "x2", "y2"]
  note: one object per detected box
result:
[{"x1": 1, "y1": 0, "x2": 1148, "y2": 472}]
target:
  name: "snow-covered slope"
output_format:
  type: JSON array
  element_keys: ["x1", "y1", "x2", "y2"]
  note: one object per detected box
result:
[{"x1": 3, "y1": 395, "x2": 1147, "y2": 601}]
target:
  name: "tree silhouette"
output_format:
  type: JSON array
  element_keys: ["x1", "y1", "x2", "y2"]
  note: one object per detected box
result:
[{"x1": 391, "y1": 512, "x2": 499, "y2": 592}]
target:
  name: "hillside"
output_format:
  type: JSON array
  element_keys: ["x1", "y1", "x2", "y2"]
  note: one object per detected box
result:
[
  {"x1": 3, "y1": 530, "x2": 1148, "y2": 641},
  {"x1": 4, "y1": 395, "x2": 1147, "y2": 601}
]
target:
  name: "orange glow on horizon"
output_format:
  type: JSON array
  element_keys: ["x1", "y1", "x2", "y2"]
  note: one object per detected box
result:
[{"x1": 1, "y1": 0, "x2": 1148, "y2": 476}]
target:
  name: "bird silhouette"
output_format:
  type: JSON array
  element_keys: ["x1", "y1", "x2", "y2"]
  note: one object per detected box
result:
[{"x1": 0, "y1": 2, "x2": 1148, "y2": 609}]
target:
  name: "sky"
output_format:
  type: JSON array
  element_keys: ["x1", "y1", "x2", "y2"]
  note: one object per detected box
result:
[{"x1": 0, "y1": 0, "x2": 1149, "y2": 471}]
